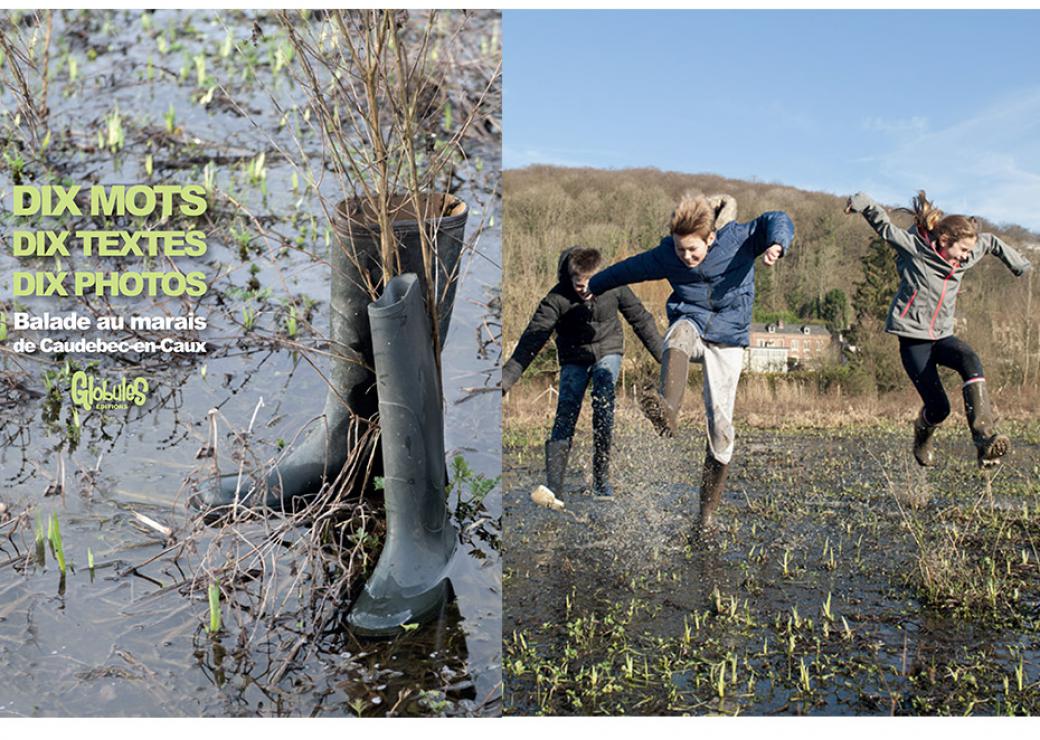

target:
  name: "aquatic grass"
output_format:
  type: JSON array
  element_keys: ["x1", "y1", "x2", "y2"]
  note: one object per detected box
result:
[
  {"x1": 34, "y1": 511, "x2": 46, "y2": 562},
  {"x1": 48, "y1": 512, "x2": 66, "y2": 573},
  {"x1": 163, "y1": 102, "x2": 176, "y2": 133},
  {"x1": 798, "y1": 658, "x2": 812, "y2": 694},
  {"x1": 193, "y1": 52, "x2": 207, "y2": 87},
  {"x1": 105, "y1": 107, "x2": 124, "y2": 152},
  {"x1": 283, "y1": 304, "x2": 298, "y2": 338},
  {"x1": 245, "y1": 151, "x2": 267, "y2": 191},
  {"x1": 207, "y1": 580, "x2": 222, "y2": 634}
]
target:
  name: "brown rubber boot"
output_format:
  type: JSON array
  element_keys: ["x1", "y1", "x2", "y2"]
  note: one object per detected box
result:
[
  {"x1": 639, "y1": 347, "x2": 689, "y2": 437},
  {"x1": 962, "y1": 381, "x2": 1010, "y2": 467},
  {"x1": 912, "y1": 408, "x2": 939, "y2": 467},
  {"x1": 698, "y1": 445, "x2": 729, "y2": 533}
]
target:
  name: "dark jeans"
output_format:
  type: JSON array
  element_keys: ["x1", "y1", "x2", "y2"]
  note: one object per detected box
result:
[
  {"x1": 550, "y1": 354, "x2": 622, "y2": 448},
  {"x1": 899, "y1": 335, "x2": 985, "y2": 425}
]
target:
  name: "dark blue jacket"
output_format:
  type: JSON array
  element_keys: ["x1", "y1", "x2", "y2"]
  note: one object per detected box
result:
[{"x1": 587, "y1": 212, "x2": 795, "y2": 347}]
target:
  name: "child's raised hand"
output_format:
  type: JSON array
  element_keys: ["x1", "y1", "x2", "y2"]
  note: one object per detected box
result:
[{"x1": 762, "y1": 244, "x2": 783, "y2": 266}]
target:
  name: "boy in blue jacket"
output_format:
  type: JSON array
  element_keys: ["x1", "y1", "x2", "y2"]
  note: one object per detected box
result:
[{"x1": 588, "y1": 193, "x2": 794, "y2": 533}]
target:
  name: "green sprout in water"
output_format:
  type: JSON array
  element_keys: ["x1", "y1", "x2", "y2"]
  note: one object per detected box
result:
[
  {"x1": 208, "y1": 581, "x2": 222, "y2": 634},
  {"x1": 284, "y1": 304, "x2": 298, "y2": 339},
  {"x1": 34, "y1": 512, "x2": 45, "y2": 548},
  {"x1": 49, "y1": 512, "x2": 66, "y2": 573},
  {"x1": 105, "y1": 108, "x2": 124, "y2": 152},
  {"x1": 246, "y1": 152, "x2": 267, "y2": 194}
]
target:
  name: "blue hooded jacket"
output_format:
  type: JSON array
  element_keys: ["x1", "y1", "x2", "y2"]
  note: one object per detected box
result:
[{"x1": 587, "y1": 211, "x2": 795, "y2": 347}]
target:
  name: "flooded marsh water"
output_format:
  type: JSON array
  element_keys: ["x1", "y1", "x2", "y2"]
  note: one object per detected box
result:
[
  {"x1": 503, "y1": 409, "x2": 1040, "y2": 715},
  {"x1": 1, "y1": 9, "x2": 501, "y2": 717}
]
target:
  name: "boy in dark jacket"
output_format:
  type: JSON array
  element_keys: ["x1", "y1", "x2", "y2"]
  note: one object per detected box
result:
[
  {"x1": 589, "y1": 193, "x2": 794, "y2": 533},
  {"x1": 502, "y1": 246, "x2": 663, "y2": 498}
]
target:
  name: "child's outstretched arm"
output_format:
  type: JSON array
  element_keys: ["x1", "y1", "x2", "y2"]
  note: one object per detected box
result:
[
  {"x1": 617, "y1": 286, "x2": 664, "y2": 363},
  {"x1": 501, "y1": 296, "x2": 562, "y2": 393},
  {"x1": 587, "y1": 247, "x2": 669, "y2": 296},
  {"x1": 979, "y1": 233, "x2": 1032, "y2": 276},
  {"x1": 844, "y1": 192, "x2": 917, "y2": 254},
  {"x1": 747, "y1": 211, "x2": 795, "y2": 264}
]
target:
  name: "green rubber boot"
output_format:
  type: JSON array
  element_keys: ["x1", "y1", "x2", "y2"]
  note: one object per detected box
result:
[
  {"x1": 347, "y1": 273, "x2": 457, "y2": 635},
  {"x1": 191, "y1": 194, "x2": 467, "y2": 518}
]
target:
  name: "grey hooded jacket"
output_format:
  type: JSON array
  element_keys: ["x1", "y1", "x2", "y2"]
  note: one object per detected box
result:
[{"x1": 848, "y1": 192, "x2": 1031, "y2": 340}]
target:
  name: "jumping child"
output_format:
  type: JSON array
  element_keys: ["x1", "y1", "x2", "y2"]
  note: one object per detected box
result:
[
  {"x1": 502, "y1": 246, "x2": 663, "y2": 498},
  {"x1": 588, "y1": 193, "x2": 794, "y2": 533},
  {"x1": 845, "y1": 191, "x2": 1031, "y2": 467}
]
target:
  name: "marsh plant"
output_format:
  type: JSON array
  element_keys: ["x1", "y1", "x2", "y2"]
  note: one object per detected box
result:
[
  {"x1": 277, "y1": 9, "x2": 499, "y2": 356},
  {"x1": 0, "y1": 10, "x2": 54, "y2": 170}
]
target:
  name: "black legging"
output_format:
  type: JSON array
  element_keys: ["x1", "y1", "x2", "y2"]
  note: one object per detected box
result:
[{"x1": 899, "y1": 336, "x2": 985, "y2": 425}]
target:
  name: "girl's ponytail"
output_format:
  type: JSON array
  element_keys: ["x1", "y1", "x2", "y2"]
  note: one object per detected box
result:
[
  {"x1": 912, "y1": 190, "x2": 944, "y2": 234},
  {"x1": 911, "y1": 190, "x2": 979, "y2": 245}
]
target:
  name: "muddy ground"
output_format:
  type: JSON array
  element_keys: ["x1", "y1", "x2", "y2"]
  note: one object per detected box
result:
[
  {"x1": 503, "y1": 403, "x2": 1040, "y2": 715},
  {"x1": 1, "y1": 10, "x2": 501, "y2": 717}
]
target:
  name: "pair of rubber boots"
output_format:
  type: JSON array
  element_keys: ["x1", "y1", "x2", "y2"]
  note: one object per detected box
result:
[
  {"x1": 544, "y1": 433, "x2": 613, "y2": 500},
  {"x1": 913, "y1": 380, "x2": 1010, "y2": 468},
  {"x1": 640, "y1": 344, "x2": 728, "y2": 534},
  {"x1": 189, "y1": 194, "x2": 468, "y2": 636}
]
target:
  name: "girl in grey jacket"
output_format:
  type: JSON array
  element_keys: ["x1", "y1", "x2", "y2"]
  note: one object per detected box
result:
[{"x1": 846, "y1": 191, "x2": 1031, "y2": 467}]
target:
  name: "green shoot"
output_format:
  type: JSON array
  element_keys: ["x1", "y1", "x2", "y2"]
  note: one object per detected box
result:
[
  {"x1": 49, "y1": 512, "x2": 66, "y2": 573},
  {"x1": 207, "y1": 581, "x2": 222, "y2": 634}
]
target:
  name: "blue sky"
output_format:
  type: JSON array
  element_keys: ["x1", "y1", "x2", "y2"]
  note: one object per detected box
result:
[{"x1": 504, "y1": 10, "x2": 1040, "y2": 230}]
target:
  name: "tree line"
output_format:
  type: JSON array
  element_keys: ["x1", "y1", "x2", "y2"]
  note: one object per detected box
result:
[{"x1": 504, "y1": 165, "x2": 1040, "y2": 396}]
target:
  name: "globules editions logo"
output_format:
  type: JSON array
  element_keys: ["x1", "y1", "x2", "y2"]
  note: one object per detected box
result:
[{"x1": 69, "y1": 371, "x2": 150, "y2": 411}]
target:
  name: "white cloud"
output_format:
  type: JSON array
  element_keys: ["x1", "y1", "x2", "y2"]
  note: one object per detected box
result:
[
  {"x1": 859, "y1": 88, "x2": 1040, "y2": 230},
  {"x1": 503, "y1": 145, "x2": 618, "y2": 170},
  {"x1": 862, "y1": 115, "x2": 929, "y2": 134}
]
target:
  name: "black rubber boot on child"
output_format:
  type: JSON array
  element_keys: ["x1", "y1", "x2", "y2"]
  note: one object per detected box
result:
[
  {"x1": 592, "y1": 438, "x2": 613, "y2": 499},
  {"x1": 544, "y1": 438, "x2": 572, "y2": 497}
]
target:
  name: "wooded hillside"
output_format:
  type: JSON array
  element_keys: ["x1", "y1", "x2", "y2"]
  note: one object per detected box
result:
[{"x1": 504, "y1": 165, "x2": 1040, "y2": 395}]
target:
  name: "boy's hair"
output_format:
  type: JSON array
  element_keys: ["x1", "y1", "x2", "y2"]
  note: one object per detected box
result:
[
  {"x1": 670, "y1": 192, "x2": 715, "y2": 239},
  {"x1": 567, "y1": 246, "x2": 603, "y2": 275},
  {"x1": 912, "y1": 190, "x2": 978, "y2": 244}
]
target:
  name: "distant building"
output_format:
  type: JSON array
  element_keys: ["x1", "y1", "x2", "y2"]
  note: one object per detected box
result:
[{"x1": 744, "y1": 320, "x2": 833, "y2": 372}]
